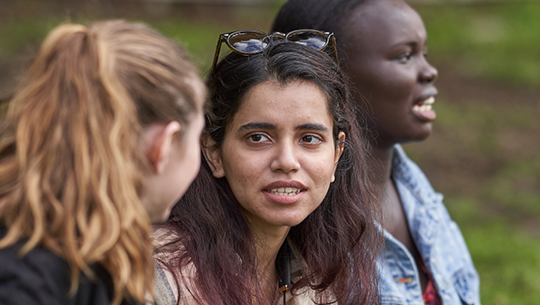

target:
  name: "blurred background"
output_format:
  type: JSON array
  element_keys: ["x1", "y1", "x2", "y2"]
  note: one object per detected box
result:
[{"x1": 0, "y1": 0, "x2": 539, "y2": 303}]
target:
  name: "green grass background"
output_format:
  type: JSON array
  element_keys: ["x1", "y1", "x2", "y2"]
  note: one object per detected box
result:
[{"x1": 0, "y1": 1, "x2": 539, "y2": 304}]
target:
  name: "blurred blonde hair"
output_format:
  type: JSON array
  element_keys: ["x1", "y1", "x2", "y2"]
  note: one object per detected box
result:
[{"x1": 0, "y1": 20, "x2": 204, "y2": 304}]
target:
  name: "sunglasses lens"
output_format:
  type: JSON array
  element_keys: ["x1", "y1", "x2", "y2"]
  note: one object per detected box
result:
[
  {"x1": 229, "y1": 32, "x2": 269, "y2": 54},
  {"x1": 287, "y1": 31, "x2": 327, "y2": 50}
]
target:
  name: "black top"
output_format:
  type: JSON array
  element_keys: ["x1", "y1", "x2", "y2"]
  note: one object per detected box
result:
[{"x1": 0, "y1": 226, "x2": 141, "y2": 305}]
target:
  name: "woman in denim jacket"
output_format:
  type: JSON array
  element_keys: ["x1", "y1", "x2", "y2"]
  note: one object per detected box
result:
[{"x1": 272, "y1": 0, "x2": 480, "y2": 304}]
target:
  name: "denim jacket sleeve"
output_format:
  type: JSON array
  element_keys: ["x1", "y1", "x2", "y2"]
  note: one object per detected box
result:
[{"x1": 378, "y1": 145, "x2": 481, "y2": 305}]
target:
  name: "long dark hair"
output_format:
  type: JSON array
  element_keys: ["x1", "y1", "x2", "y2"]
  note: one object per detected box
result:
[{"x1": 155, "y1": 42, "x2": 381, "y2": 305}]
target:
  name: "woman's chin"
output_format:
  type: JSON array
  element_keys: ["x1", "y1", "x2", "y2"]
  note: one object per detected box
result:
[{"x1": 402, "y1": 123, "x2": 433, "y2": 143}]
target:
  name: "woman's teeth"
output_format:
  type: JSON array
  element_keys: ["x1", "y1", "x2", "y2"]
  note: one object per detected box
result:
[
  {"x1": 413, "y1": 96, "x2": 435, "y2": 112},
  {"x1": 269, "y1": 187, "x2": 301, "y2": 196}
]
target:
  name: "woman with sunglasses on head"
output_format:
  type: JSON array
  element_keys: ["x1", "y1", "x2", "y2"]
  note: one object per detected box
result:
[
  {"x1": 152, "y1": 31, "x2": 381, "y2": 305},
  {"x1": 272, "y1": 1, "x2": 480, "y2": 305},
  {"x1": 0, "y1": 20, "x2": 205, "y2": 305}
]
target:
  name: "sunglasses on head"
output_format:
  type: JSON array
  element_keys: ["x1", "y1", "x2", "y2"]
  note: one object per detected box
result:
[{"x1": 210, "y1": 29, "x2": 339, "y2": 77}]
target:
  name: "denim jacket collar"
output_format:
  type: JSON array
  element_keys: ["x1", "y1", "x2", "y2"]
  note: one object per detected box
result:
[{"x1": 378, "y1": 145, "x2": 481, "y2": 305}]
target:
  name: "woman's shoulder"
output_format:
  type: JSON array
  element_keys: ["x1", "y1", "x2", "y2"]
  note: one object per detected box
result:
[
  {"x1": 286, "y1": 240, "x2": 336, "y2": 305},
  {"x1": 0, "y1": 227, "x2": 140, "y2": 305},
  {"x1": 153, "y1": 251, "x2": 199, "y2": 305},
  {"x1": 151, "y1": 227, "x2": 187, "y2": 271},
  {"x1": 151, "y1": 227, "x2": 197, "y2": 305},
  {"x1": 0, "y1": 231, "x2": 72, "y2": 304}
]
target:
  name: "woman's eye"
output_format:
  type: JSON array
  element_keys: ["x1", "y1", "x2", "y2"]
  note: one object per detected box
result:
[
  {"x1": 248, "y1": 134, "x2": 269, "y2": 142},
  {"x1": 301, "y1": 135, "x2": 322, "y2": 144},
  {"x1": 395, "y1": 53, "x2": 412, "y2": 63}
]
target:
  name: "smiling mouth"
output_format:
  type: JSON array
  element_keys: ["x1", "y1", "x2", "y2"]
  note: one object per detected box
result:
[
  {"x1": 413, "y1": 96, "x2": 435, "y2": 112},
  {"x1": 268, "y1": 187, "x2": 302, "y2": 196}
]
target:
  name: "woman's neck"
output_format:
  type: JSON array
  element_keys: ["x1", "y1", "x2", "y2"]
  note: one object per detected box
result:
[
  {"x1": 370, "y1": 144, "x2": 395, "y2": 195},
  {"x1": 251, "y1": 223, "x2": 290, "y2": 300}
]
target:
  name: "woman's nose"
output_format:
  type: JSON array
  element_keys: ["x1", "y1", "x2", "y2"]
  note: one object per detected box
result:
[
  {"x1": 419, "y1": 59, "x2": 438, "y2": 84},
  {"x1": 270, "y1": 141, "x2": 300, "y2": 173}
]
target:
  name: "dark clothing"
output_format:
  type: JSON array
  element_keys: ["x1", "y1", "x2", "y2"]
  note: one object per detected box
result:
[{"x1": 0, "y1": 226, "x2": 140, "y2": 305}]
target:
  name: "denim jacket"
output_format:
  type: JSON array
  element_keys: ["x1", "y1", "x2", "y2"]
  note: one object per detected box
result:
[{"x1": 379, "y1": 145, "x2": 480, "y2": 305}]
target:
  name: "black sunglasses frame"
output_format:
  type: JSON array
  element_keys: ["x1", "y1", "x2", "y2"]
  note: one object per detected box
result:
[{"x1": 210, "y1": 29, "x2": 339, "y2": 77}]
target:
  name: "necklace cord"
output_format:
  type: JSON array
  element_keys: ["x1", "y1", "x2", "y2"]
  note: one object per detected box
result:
[{"x1": 276, "y1": 242, "x2": 291, "y2": 305}]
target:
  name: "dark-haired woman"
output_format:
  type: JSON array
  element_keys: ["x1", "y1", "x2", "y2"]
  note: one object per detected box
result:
[
  {"x1": 152, "y1": 35, "x2": 381, "y2": 305},
  {"x1": 272, "y1": 1, "x2": 480, "y2": 305}
]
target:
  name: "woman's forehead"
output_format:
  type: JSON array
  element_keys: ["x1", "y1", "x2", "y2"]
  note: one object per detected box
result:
[{"x1": 344, "y1": 0, "x2": 425, "y2": 48}]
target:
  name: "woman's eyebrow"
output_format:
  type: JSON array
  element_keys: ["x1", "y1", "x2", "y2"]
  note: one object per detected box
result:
[
  {"x1": 238, "y1": 122, "x2": 329, "y2": 133},
  {"x1": 238, "y1": 122, "x2": 276, "y2": 132},
  {"x1": 390, "y1": 40, "x2": 419, "y2": 49},
  {"x1": 296, "y1": 123, "x2": 329, "y2": 132}
]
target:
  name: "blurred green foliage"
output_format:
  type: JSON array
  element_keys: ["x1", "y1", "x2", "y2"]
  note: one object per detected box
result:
[
  {"x1": 461, "y1": 222, "x2": 540, "y2": 304},
  {"x1": 417, "y1": 2, "x2": 540, "y2": 85},
  {"x1": 0, "y1": 17, "x2": 62, "y2": 57},
  {"x1": 145, "y1": 19, "x2": 225, "y2": 73},
  {"x1": 2, "y1": 2, "x2": 539, "y2": 85}
]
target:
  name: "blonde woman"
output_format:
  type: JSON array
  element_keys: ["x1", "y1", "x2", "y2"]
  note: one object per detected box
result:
[{"x1": 0, "y1": 20, "x2": 205, "y2": 305}]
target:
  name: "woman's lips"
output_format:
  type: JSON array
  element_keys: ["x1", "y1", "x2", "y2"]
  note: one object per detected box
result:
[
  {"x1": 263, "y1": 181, "x2": 306, "y2": 205},
  {"x1": 412, "y1": 96, "x2": 436, "y2": 121}
]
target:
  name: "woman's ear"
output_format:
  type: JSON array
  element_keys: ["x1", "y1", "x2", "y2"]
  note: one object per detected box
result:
[
  {"x1": 201, "y1": 131, "x2": 225, "y2": 178},
  {"x1": 147, "y1": 121, "x2": 181, "y2": 174},
  {"x1": 331, "y1": 131, "x2": 346, "y2": 183}
]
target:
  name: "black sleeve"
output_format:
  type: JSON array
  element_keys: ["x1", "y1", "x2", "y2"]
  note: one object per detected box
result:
[{"x1": 0, "y1": 243, "x2": 71, "y2": 305}]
